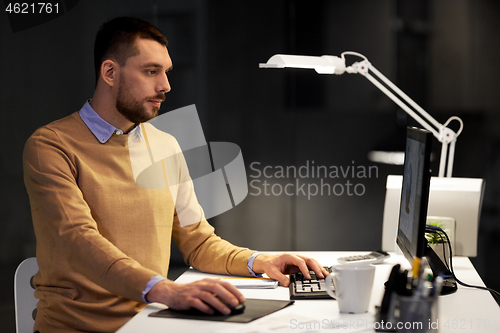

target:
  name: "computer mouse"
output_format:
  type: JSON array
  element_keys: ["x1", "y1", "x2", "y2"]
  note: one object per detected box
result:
[
  {"x1": 214, "y1": 295, "x2": 245, "y2": 315},
  {"x1": 228, "y1": 302, "x2": 245, "y2": 315},
  {"x1": 213, "y1": 298, "x2": 245, "y2": 316}
]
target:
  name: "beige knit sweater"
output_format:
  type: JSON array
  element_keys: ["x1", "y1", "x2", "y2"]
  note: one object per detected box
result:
[{"x1": 23, "y1": 112, "x2": 254, "y2": 332}]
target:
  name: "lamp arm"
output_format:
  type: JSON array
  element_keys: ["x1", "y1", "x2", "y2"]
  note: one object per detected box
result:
[
  {"x1": 344, "y1": 56, "x2": 463, "y2": 177},
  {"x1": 365, "y1": 68, "x2": 440, "y2": 138},
  {"x1": 258, "y1": 52, "x2": 464, "y2": 177}
]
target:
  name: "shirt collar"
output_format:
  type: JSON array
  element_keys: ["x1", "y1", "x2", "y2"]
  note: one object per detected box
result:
[{"x1": 79, "y1": 100, "x2": 143, "y2": 143}]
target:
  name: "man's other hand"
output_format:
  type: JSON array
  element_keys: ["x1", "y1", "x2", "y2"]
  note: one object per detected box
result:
[
  {"x1": 145, "y1": 278, "x2": 245, "y2": 315},
  {"x1": 252, "y1": 253, "x2": 329, "y2": 287}
]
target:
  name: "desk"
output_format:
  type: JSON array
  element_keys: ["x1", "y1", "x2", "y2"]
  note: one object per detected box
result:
[{"x1": 117, "y1": 252, "x2": 500, "y2": 332}]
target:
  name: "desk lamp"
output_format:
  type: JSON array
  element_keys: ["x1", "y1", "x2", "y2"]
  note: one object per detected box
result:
[
  {"x1": 259, "y1": 52, "x2": 462, "y2": 178},
  {"x1": 259, "y1": 52, "x2": 484, "y2": 257}
]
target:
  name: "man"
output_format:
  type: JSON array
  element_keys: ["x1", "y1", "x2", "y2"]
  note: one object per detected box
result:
[{"x1": 23, "y1": 17, "x2": 328, "y2": 332}]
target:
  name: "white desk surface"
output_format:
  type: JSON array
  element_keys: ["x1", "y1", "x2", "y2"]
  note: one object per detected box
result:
[{"x1": 117, "y1": 252, "x2": 500, "y2": 333}]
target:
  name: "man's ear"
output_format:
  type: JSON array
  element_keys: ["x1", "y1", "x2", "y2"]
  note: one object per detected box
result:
[{"x1": 100, "y1": 59, "x2": 118, "y2": 87}]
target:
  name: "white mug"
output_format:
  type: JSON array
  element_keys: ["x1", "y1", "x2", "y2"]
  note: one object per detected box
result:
[{"x1": 325, "y1": 264, "x2": 375, "y2": 314}]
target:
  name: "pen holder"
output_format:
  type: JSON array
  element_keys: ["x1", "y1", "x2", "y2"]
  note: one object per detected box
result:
[
  {"x1": 375, "y1": 294, "x2": 438, "y2": 332},
  {"x1": 397, "y1": 295, "x2": 438, "y2": 333}
]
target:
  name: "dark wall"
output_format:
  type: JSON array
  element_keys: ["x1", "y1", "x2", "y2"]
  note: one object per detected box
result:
[
  {"x1": 1, "y1": 0, "x2": 499, "y2": 329},
  {"x1": 205, "y1": 0, "x2": 396, "y2": 251}
]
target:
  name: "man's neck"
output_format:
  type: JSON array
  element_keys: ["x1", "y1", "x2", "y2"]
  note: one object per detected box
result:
[{"x1": 89, "y1": 93, "x2": 135, "y2": 134}]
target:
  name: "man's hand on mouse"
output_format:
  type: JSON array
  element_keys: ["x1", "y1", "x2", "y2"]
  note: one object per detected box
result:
[
  {"x1": 145, "y1": 278, "x2": 245, "y2": 315},
  {"x1": 251, "y1": 253, "x2": 329, "y2": 287}
]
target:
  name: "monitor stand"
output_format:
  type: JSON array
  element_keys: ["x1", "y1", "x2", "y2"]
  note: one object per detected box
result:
[{"x1": 425, "y1": 244, "x2": 457, "y2": 295}]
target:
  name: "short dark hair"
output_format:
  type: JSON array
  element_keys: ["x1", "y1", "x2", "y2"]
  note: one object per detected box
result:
[{"x1": 94, "y1": 17, "x2": 168, "y2": 82}]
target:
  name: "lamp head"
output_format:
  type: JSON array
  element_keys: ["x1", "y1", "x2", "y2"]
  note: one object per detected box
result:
[{"x1": 259, "y1": 54, "x2": 346, "y2": 75}]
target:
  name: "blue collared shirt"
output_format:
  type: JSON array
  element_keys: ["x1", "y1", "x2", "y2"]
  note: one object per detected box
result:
[
  {"x1": 79, "y1": 100, "x2": 143, "y2": 142},
  {"x1": 78, "y1": 101, "x2": 259, "y2": 303}
]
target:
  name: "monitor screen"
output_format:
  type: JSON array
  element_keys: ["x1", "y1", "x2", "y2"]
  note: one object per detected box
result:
[
  {"x1": 396, "y1": 127, "x2": 457, "y2": 294},
  {"x1": 396, "y1": 127, "x2": 432, "y2": 263}
]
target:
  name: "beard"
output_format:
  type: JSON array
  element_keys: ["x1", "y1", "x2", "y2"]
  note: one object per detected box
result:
[{"x1": 116, "y1": 76, "x2": 165, "y2": 124}]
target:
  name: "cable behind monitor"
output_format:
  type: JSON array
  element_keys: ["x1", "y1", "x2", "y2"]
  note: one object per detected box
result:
[{"x1": 425, "y1": 224, "x2": 500, "y2": 302}]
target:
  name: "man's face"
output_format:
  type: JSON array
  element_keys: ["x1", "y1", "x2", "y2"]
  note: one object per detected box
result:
[{"x1": 116, "y1": 38, "x2": 172, "y2": 124}]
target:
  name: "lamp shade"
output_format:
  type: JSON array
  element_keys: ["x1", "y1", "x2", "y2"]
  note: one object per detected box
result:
[{"x1": 259, "y1": 54, "x2": 346, "y2": 74}]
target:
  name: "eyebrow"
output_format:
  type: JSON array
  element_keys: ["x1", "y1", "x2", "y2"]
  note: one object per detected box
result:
[{"x1": 141, "y1": 63, "x2": 173, "y2": 71}]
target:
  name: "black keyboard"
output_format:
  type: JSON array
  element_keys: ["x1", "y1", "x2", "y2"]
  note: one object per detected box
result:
[{"x1": 289, "y1": 267, "x2": 333, "y2": 300}]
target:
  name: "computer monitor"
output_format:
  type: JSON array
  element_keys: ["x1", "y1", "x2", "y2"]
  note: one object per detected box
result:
[{"x1": 396, "y1": 127, "x2": 457, "y2": 295}]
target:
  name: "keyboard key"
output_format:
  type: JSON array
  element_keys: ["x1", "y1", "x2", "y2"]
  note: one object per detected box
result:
[{"x1": 289, "y1": 266, "x2": 333, "y2": 300}]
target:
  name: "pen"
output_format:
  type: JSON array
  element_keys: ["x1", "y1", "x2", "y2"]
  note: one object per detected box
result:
[
  {"x1": 432, "y1": 275, "x2": 444, "y2": 298},
  {"x1": 411, "y1": 257, "x2": 421, "y2": 290},
  {"x1": 412, "y1": 257, "x2": 421, "y2": 280},
  {"x1": 414, "y1": 257, "x2": 429, "y2": 298},
  {"x1": 380, "y1": 264, "x2": 400, "y2": 315},
  {"x1": 396, "y1": 269, "x2": 411, "y2": 296}
]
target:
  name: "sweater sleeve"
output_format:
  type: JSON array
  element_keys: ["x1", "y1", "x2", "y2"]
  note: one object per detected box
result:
[
  {"x1": 165, "y1": 137, "x2": 255, "y2": 276},
  {"x1": 173, "y1": 217, "x2": 255, "y2": 276},
  {"x1": 23, "y1": 127, "x2": 158, "y2": 303}
]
